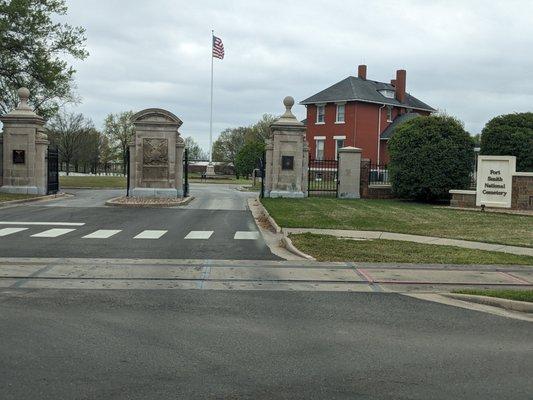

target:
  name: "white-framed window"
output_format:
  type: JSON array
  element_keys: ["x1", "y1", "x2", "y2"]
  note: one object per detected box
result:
[
  {"x1": 334, "y1": 135, "x2": 346, "y2": 160},
  {"x1": 316, "y1": 104, "x2": 325, "y2": 124},
  {"x1": 335, "y1": 103, "x2": 345, "y2": 123},
  {"x1": 315, "y1": 137, "x2": 325, "y2": 160},
  {"x1": 386, "y1": 106, "x2": 393, "y2": 122}
]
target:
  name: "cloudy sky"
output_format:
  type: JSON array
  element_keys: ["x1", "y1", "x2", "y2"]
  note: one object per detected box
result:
[{"x1": 63, "y1": 0, "x2": 532, "y2": 150}]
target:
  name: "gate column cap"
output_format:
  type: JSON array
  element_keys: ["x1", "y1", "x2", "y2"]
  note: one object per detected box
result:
[
  {"x1": 270, "y1": 96, "x2": 305, "y2": 128},
  {"x1": 0, "y1": 87, "x2": 44, "y2": 124}
]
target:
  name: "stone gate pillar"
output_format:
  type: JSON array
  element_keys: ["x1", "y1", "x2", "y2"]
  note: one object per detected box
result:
[
  {"x1": 337, "y1": 146, "x2": 362, "y2": 199},
  {"x1": 264, "y1": 96, "x2": 308, "y2": 198},
  {"x1": 0, "y1": 88, "x2": 49, "y2": 195},
  {"x1": 129, "y1": 108, "x2": 185, "y2": 197}
]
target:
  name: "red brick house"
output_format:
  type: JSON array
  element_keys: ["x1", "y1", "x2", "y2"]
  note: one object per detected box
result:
[{"x1": 300, "y1": 65, "x2": 435, "y2": 164}]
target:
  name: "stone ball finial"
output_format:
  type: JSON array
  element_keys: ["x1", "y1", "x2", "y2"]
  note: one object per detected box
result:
[
  {"x1": 283, "y1": 96, "x2": 295, "y2": 111},
  {"x1": 17, "y1": 87, "x2": 31, "y2": 110},
  {"x1": 18, "y1": 87, "x2": 30, "y2": 101}
]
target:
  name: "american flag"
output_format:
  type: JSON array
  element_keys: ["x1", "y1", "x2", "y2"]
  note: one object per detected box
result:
[{"x1": 212, "y1": 36, "x2": 224, "y2": 59}]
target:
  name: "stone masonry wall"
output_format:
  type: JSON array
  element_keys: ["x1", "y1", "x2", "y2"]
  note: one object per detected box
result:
[
  {"x1": 511, "y1": 175, "x2": 533, "y2": 210},
  {"x1": 450, "y1": 192, "x2": 476, "y2": 208},
  {"x1": 360, "y1": 159, "x2": 394, "y2": 199}
]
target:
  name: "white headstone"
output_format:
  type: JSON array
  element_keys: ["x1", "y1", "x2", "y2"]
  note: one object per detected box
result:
[{"x1": 476, "y1": 155, "x2": 516, "y2": 208}]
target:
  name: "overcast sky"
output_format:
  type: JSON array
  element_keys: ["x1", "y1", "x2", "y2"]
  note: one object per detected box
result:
[{"x1": 63, "y1": 0, "x2": 532, "y2": 150}]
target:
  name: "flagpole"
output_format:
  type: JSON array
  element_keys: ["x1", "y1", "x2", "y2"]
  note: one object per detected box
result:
[{"x1": 209, "y1": 29, "x2": 214, "y2": 164}]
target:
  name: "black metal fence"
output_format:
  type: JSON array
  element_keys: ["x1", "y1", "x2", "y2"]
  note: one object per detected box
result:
[
  {"x1": 308, "y1": 158, "x2": 338, "y2": 197},
  {"x1": 369, "y1": 164, "x2": 389, "y2": 185},
  {"x1": 183, "y1": 148, "x2": 189, "y2": 197}
]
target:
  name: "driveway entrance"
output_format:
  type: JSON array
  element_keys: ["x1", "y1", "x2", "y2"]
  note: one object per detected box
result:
[{"x1": 0, "y1": 184, "x2": 277, "y2": 260}]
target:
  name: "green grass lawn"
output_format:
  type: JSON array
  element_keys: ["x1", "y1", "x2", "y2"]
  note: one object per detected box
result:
[
  {"x1": 0, "y1": 193, "x2": 37, "y2": 203},
  {"x1": 60, "y1": 175, "x2": 255, "y2": 188},
  {"x1": 60, "y1": 175, "x2": 127, "y2": 188},
  {"x1": 453, "y1": 289, "x2": 533, "y2": 303},
  {"x1": 262, "y1": 198, "x2": 532, "y2": 248},
  {"x1": 289, "y1": 233, "x2": 533, "y2": 265}
]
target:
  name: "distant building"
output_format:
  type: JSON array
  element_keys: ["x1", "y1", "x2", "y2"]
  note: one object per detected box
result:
[{"x1": 300, "y1": 65, "x2": 435, "y2": 164}]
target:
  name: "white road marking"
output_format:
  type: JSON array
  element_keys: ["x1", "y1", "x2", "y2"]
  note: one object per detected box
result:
[
  {"x1": 234, "y1": 231, "x2": 260, "y2": 240},
  {"x1": 185, "y1": 231, "x2": 214, "y2": 240},
  {"x1": 0, "y1": 227, "x2": 29, "y2": 237},
  {"x1": 31, "y1": 228, "x2": 76, "y2": 238},
  {"x1": 134, "y1": 230, "x2": 168, "y2": 239},
  {"x1": 0, "y1": 221, "x2": 85, "y2": 226},
  {"x1": 82, "y1": 230, "x2": 122, "y2": 239}
]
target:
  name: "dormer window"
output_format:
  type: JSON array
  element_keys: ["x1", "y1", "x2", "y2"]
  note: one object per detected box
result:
[
  {"x1": 316, "y1": 104, "x2": 325, "y2": 124},
  {"x1": 379, "y1": 89, "x2": 395, "y2": 99}
]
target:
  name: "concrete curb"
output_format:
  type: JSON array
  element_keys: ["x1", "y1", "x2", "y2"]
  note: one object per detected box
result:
[
  {"x1": 105, "y1": 196, "x2": 194, "y2": 208},
  {"x1": 258, "y1": 201, "x2": 282, "y2": 234},
  {"x1": 0, "y1": 192, "x2": 69, "y2": 207},
  {"x1": 61, "y1": 186, "x2": 124, "y2": 190},
  {"x1": 280, "y1": 235, "x2": 316, "y2": 260},
  {"x1": 282, "y1": 228, "x2": 533, "y2": 257},
  {"x1": 444, "y1": 293, "x2": 533, "y2": 314}
]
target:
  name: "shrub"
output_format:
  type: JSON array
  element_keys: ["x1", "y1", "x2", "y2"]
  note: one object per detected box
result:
[
  {"x1": 235, "y1": 141, "x2": 265, "y2": 178},
  {"x1": 388, "y1": 115, "x2": 475, "y2": 201},
  {"x1": 480, "y1": 113, "x2": 533, "y2": 171}
]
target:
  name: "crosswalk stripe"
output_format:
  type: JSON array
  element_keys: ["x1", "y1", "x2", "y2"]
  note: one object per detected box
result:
[
  {"x1": 185, "y1": 231, "x2": 214, "y2": 240},
  {"x1": 82, "y1": 230, "x2": 122, "y2": 239},
  {"x1": 134, "y1": 230, "x2": 167, "y2": 239},
  {"x1": 234, "y1": 231, "x2": 260, "y2": 240},
  {"x1": 0, "y1": 227, "x2": 29, "y2": 237},
  {"x1": 31, "y1": 228, "x2": 76, "y2": 238}
]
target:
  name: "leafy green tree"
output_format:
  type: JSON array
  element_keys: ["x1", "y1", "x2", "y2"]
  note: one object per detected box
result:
[
  {"x1": 46, "y1": 111, "x2": 93, "y2": 174},
  {"x1": 212, "y1": 126, "x2": 249, "y2": 165},
  {"x1": 184, "y1": 136, "x2": 208, "y2": 160},
  {"x1": 388, "y1": 115, "x2": 475, "y2": 201},
  {"x1": 98, "y1": 134, "x2": 117, "y2": 174},
  {"x1": 480, "y1": 113, "x2": 533, "y2": 171},
  {"x1": 104, "y1": 111, "x2": 134, "y2": 175},
  {"x1": 248, "y1": 114, "x2": 276, "y2": 142},
  {"x1": 235, "y1": 141, "x2": 265, "y2": 178},
  {"x1": 0, "y1": 0, "x2": 88, "y2": 119}
]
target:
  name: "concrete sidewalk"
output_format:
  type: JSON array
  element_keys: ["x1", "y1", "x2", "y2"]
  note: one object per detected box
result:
[
  {"x1": 283, "y1": 228, "x2": 533, "y2": 257},
  {"x1": 0, "y1": 257, "x2": 531, "y2": 292}
]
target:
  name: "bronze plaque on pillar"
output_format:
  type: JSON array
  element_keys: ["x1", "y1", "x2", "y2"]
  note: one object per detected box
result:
[
  {"x1": 142, "y1": 138, "x2": 169, "y2": 181},
  {"x1": 281, "y1": 155, "x2": 294, "y2": 170},
  {"x1": 13, "y1": 150, "x2": 25, "y2": 164}
]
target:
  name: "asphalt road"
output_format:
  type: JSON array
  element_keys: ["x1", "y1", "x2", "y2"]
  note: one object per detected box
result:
[
  {"x1": 0, "y1": 185, "x2": 277, "y2": 260},
  {"x1": 0, "y1": 289, "x2": 531, "y2": 399}
]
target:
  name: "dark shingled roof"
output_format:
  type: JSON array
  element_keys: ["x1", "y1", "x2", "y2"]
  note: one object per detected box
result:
[
  {"x1": 300, "y1": 76, "x2": 435, "y2": 112},
  {"x1": 380, "y1": 112, "x2": 421, "y2": 140}
]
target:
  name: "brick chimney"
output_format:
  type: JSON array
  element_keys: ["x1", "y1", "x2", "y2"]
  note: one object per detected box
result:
[
  {"x1": 395, "y1": 69, "x2": 406, "y2": 103},
  {"x1": 390, "y1": 79, "x2": 396, "y2": 86},
  {"x1": 358, "y1": 64, "x2": 367, "y2": 80}
]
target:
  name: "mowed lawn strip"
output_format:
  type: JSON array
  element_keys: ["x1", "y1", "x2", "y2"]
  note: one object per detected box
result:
[
  {"x1": 60, "y1": 175, "x2": 126, "y2": 188},
  {"x1": 0, "y1": 193, "x2": 37, "y2": 203},
  {"x1": 453, "y1": 289, "x2": 533, "y2": 303},
  {"x1": 262, "y1": 198, "x2": 532, "y2": 248},
  {"x1": 289, "y1": 233, "x2": 533, "y2": 265}
]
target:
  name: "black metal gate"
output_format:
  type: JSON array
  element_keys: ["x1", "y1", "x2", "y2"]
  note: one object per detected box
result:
[
  {"x1": 259, "y1": 151, "x2": 266, "y2": 198},
  {"x1": 183, "y1": 148, "x2": 189, "y2": 197},
  {"x1": 46, "y1": 147, "x2": 59, "y2": 195},
  {"x1": 308, "y1": 156, "x2": 338, "y2": 197},
  {"x1": 125, "y1": 147, "x2": 130, "y2": 196}
]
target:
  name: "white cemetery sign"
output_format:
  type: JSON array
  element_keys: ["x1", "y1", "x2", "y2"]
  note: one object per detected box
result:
[{"x1": 476, "y1": 155, "x2": 516, "y2": 208}]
